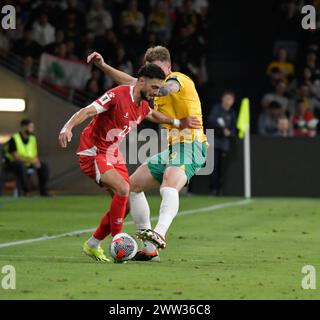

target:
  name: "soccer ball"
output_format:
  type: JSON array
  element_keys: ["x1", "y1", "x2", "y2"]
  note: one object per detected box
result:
[{"x1": 109, "y1": 232, "x2": 138, "y2": 262}]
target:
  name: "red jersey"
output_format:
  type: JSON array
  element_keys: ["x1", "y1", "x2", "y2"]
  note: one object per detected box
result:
[
  {"x1": 291, "y1": 110, "x2": 315, "y2": 137},
  {"x1": 77, "y1": 85, "x2": 151, "y2": 157}
]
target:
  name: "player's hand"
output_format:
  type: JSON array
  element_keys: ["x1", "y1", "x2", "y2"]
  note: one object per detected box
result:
[
  {"x1": 180, "y1": 116, "x2": 201, "y2": 129},
  {"x1": 87, "y1": 51, "x2": 104, "y2": 67},
  {"x1": 59, "y1": 127, "x2": 73, "y2": 148}
]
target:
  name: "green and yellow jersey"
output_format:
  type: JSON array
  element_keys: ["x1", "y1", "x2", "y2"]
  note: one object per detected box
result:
[{"x1": 153, "y1": 71, "x2": 207, "y2": 145}]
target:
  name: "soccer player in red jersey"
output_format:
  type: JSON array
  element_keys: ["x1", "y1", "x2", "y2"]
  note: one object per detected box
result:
[{"x1": 58, "y1": 64, "x2": 200, "y2": 262}]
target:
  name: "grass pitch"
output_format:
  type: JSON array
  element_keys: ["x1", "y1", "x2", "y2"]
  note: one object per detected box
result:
[{"x1": 0, "y1": 195, "x2": 319, "y2": 300}]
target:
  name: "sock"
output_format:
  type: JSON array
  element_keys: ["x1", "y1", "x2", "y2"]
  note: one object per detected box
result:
[
  {"x1": 109, "y1": 193, "x2": 128, "y2": 236},
  {"x1": 93, "y1": 211, "x2": 111, "y2": 240},
  {"x1": 130, "y1": 192, "x2": 156, "y2": 253},
  {"x1": 154, "y1": 187, "x2": 179, "y2": 238},
  {"x1": 87, "y1": 236, "x2": 101, "y2": 248},
  {"x1": 129, "y1": 192, "x2": 152, "y2": 231},
  {"x1": 93, "y1": 193, "x2": 128, "y2": 240}
]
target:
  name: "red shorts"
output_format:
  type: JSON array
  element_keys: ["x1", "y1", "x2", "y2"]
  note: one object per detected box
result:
[{"x1": 78, "y1": 153, "x2": 129, "y2": 186}]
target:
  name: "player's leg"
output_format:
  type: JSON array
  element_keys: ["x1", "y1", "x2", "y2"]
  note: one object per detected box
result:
[
  {"x1": 155, "y1": 165, "x2": 186, "y2": 234},
  {"x1": 81, "y1": 154, "x2": 129, "y2": 262},
  {"x1": 129, "y1": 163, "x2": 160, "y2": 230},
  {"x1": 144, "y1": 142, "x2": 207, "y2": 249},
  {"x1": 91, "y1": 165, "x2": 129, "y2": 238},
  {"x1": 84, "y1": 169, "x2": 129, "y2": 262},
  {"x1": 129, "y1": 163, "x2": 162, "y2": 261}
]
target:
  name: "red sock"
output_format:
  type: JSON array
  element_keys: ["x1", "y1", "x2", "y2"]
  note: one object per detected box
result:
[
  {"x1": 109, "y1": 194, "x2": 128, "y2": 236},
  {"x1": 93, "y1": 211, "x2": 111, "y2": 240},
  {"x1": 93, "y1": 193, "x2": 128, "y2": 240}
]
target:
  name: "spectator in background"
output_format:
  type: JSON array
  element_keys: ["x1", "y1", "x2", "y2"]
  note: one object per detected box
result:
[
  {"x1": 12, "y1": 29, "x2": 42, "y2": 77},
  {"x1": 87, "y1": 0, "x2": 113, "y2": 36},
  {"x1": 63, "y1": 12, "x2": 81, "y2": 41},
  {"x1": 0, "y1": 0, "x2": 210, "y2": 113},
  {"x1": 32, "y1": 13, "x2": 56, "y2": 47},
  {"x1": 267, "y1": 47, "x2": 295, "y2": 84},
  {"x1": 207, "y1": 91, "x2": 237, "y2": 196},
  {"x1": 113, "y1": 45, "x2": 133, "y2": 75},
  {"x1": 291, "y1": 99, "x2": 318, "y2": 137},
  {"x1": 268, "y1": 67, "x2": 286, "y2": 88},
  {"x1": 79, "y1": 78, "x2": 101, "y2": 106},
  {"x1": 93, "y1": 29, "x2": 119, "y2": 65},
  {"x1": 31, "y1": 0, "x2": 61, "y2": 29},
  {"x1": 275, "y1": 115, "x2": 292, "y2": 137},
  {"x1": 54, "y1": 43, "x2": 68, "y2": 59},
  {"x1": 65, "y1": 40, "x2": 78, "y2": 60},
  {"x1": 289, "y1": 84, "x2": 320, "y2": 115},
  {"x1": 6, "y1": 17, "x2": 24, "y2": 42},
  {"x1": 192, "y1": 0, "x2": 209, "y2": 14},
  {"x1": 174, "y1": 0, "x2": 198, "y2": 32},
  {"x1": 145, "y1": 31, "x2": 161, "y2": 48},
  {"x1": 61, "y1": 0, "x2": 86, "y2": 33},
  {"x1": 45, "y1": 29, "x2": 65, "y2": 54},
  {"x1": 288, "y1": 66, "x2": 320, "y2": 100},
  {"x1": 305, "y1": 50, "x2": 320, "y2": 78},
  {"x1": 148, "y1": 0, "x2": 171, "y2": 44},
  {"x1": 258, "y1": 101, "x2": 283, "y2": 136},
  {"x1": 2, "y1": 119, "x2": 50, "y2": 197},
  {"x1": 261, "y1": 80, "x2": 289, "y2": 112},
  {"x1": 275, "y1": 0, "x2": 302, "y2": 41},
  {"x1": 170, "y1": 23, "x2": 204, "y2": 83},
  {"x1": 121, "y1": 0, "x2": 146, "y2": 35}
]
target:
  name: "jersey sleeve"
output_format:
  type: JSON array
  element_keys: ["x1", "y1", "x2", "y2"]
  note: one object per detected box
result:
[
  {"x1": 92, "y1": 90, "x2": 117, "y2": 114},
  {"x1": 165, "y1": 74, "x2": 184, "y2": 90}
]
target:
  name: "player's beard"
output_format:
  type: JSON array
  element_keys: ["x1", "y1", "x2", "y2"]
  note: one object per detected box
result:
[{"x1": 140, "y1": 90, "x2": 151, "y2": 102}]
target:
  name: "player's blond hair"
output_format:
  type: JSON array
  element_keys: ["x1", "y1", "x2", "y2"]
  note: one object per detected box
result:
[{"x1": 144, "y1": 46, "x2": 171, "y2": 64}]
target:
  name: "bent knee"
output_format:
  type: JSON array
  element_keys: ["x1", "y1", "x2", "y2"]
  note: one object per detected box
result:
[
  {"x1": 115, "y1": 181, "x2": 130, "y2": 196},
  {"x1": 129, "y1": 177, "x2": 142, "y2": 193}
]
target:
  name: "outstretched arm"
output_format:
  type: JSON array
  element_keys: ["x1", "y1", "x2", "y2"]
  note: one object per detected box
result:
[
  {"x1": 146, "y1": 110, "x2": 202, "y2": 129},
  {"x1": 87, "y1": 51, "x2": 137, "y2": 85},
  {"x1": 58, "y1": 105, "x2": 97, "y2": 148}
]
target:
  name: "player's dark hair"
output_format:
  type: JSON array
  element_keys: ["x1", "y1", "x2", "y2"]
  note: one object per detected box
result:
[
  {"x1": 137, "y1": 63, "x2": 166, "y2": 80},
  {"x1": 20, "y1": 119, "x2": 32, "y2": 127}
]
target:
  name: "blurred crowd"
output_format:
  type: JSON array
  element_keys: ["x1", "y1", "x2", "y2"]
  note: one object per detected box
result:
[
  {"x1": 258, "y1": 0, "x2": 320, "y2": 137},
  {"x1": 0, "y1": 0, "x2": 209, "y2": 106}
]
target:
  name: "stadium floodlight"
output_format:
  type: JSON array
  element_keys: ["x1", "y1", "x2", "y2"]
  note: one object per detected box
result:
[{"x1": 0, "y1": 98, "x2": 26, "y2": 112}]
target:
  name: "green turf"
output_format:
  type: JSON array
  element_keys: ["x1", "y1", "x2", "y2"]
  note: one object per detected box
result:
[{"x1": 0, "y1": 195, "x2": 319, "y2": 300}]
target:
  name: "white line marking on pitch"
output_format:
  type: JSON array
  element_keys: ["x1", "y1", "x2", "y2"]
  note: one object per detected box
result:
[{"x1": 0, "y1": 199, "x2": 252, "y2": 249}]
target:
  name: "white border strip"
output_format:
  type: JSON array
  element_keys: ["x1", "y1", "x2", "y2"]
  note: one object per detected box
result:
[{"x1": 0, "y1": 199, "x2": 252, "y2": 249}]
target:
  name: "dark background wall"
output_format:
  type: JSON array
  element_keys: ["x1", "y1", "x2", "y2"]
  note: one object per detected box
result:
[{"x1": 192, "y1": 136, "x2": 320, "y2": 197}]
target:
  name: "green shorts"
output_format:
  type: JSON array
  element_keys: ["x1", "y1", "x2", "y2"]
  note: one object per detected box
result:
[{"x1": 147, "y1": 141, "x2": 207, "y2": 184}]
